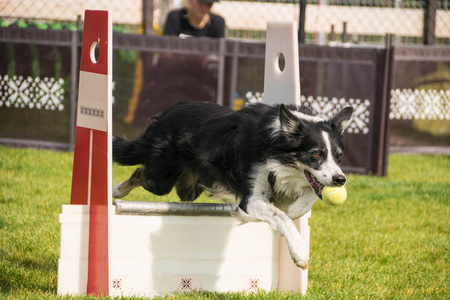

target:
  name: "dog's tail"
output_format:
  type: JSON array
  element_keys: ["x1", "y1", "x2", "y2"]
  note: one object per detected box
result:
[{"x1": 113, "y1": 136, "x2": 147, "y2": 166}]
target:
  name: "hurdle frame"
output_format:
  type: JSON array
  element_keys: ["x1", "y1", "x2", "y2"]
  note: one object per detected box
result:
[{"x1": 58, "y1": 10, "x2": 310, "y2": 297}]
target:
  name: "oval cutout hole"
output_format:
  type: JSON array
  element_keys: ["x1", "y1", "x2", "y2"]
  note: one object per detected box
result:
[
  {"x1": 90, "y1": 41, "x2": 100, "y2": 64},
  {"x1": 277, "y1": 52, "x2": 285, "y2": 72}
]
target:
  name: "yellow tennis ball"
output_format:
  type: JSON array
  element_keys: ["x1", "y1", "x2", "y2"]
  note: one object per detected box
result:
[{"x1": 322, "y1": 185, "x2": 347, "y2": 206}]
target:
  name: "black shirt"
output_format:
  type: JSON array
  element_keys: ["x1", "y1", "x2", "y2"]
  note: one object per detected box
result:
[{"x1": 163, "y1": 8, "x2": 226, "y2": 38}]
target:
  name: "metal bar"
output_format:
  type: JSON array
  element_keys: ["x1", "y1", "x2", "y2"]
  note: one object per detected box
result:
[
  {"x1": 0, "y1": 27, "x2": 73, "y2": 46},
  {"x1": 424, "y1": 0, "x2": 437, "y2": 45},
  {"x1": 69, "y1": 29, "x2": 79, "y2": 151},
  {"x1": 342, "y1": 22, "x2": 347, "y2": 43},
  {"x1": 229, "y1": 40, "x2": 240, "y2": 108},
  {"x1": 393, "y1": 46, "x2": 450, "y2": 61},
  {"x1": 298, "y1": 0, "x2": 307, "y2": 44},
  {"x1": 364, "y1": 50, "x2": 379, "y2": 175},
  {"x1": 143, "y1": 0, "x2": 154, "y2": 35},
  {"x1": 216, "y1": 38, "x2": 226, "y2": 106},
  {"x1": 0, "y1": 138, "x2": 70, "y2": 150},
  {"x1": 114, "y1": 200, "x2": 239, "y2": 217},
  {"x1": 378, "y1": 34, "x2": 395, "y2": 176},
  {"x1": 329, "y1": 24, "x2": 335, "y2": 42},
  {"x1": 366, "y1": 36, "x2": 394, "y2": 176}
]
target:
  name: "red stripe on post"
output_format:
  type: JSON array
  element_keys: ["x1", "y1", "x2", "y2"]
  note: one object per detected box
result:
[
  {"x1": 87, "y1": 129, "x2": 109, "y2": 296},
  {"x1": 70, "y1": 127, "x2": 91, "y2": 205},
  {"x1": 90, "y1": 129, "x2": 109, "y2": 209}
]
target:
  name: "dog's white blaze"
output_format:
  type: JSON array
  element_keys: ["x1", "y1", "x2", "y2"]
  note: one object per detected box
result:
[
  {"x1": 270, "y1": 109, "x2": 324, "y2": 140},
  {"x1": 272, "y1": 110, "x2": 323, "y2": 127},
  {"x1": 316, "y1": 131, "x2": 344, "y2": 185},
  {"x1": 291, "y1": 111, "x2": 324, "y2": 123}
]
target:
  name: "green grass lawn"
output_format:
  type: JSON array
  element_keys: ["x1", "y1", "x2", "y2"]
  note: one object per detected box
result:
[{"x1": 0, "y1": 146, "x2": 448, "y2": 299}]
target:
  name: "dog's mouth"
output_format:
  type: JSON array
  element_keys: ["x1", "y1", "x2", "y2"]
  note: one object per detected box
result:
[{"x1": 304, "y1": 170, "x2": 324, "y2": 199}]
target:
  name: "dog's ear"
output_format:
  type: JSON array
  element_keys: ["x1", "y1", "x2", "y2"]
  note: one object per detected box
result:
[
  {"x1": 332, "y1": 106, "x2": 354, "y2": 134},
  {"x1": 279, "y1": 104, "x2": 301, "y2": 134}
]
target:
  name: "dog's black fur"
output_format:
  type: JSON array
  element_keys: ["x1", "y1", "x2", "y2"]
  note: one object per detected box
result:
[{"x1": 113, "y1": 101, "x2": 353, "y2": 268}]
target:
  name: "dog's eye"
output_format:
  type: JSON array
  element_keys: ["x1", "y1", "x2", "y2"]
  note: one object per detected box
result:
[
  {"x1": 335, "y1": 153, "x2": 343, "y2": 164},
  {"x1": 314, "y1": 152, "x2": 321, "y2": 158}
]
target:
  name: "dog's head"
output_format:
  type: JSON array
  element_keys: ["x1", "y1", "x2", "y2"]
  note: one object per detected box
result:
[{"x1": 274, "y1": 104, "x2": 353, "y2": 199}]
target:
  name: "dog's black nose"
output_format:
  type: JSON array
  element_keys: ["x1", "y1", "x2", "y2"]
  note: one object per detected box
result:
[{"x1": 332, "y1": 175, "x2": 346, "y2": 186}]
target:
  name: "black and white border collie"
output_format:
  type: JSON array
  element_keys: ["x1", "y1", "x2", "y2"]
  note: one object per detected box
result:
[{"x1": 113, "y1": 102, "x2": 353, "y2": 269}]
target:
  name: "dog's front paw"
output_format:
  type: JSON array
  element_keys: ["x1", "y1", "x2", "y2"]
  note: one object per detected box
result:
[
  {"x1": 289, "y1": 239, "x2": 309, "y2": 269},
  {"x1": 291, "y1": 251, "x2": 308, "y2": 269},
  {"x1": 293, "y1": 256, "x2": 308, "y2": 269}
]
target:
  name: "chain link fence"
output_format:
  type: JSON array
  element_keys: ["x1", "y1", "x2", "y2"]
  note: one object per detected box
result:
[
  {"x1": 1, "y1": 0, "x2": 449, "y2": 45},
  {"x1": 0, "y1": 0, "x2": 143, "y2": 32}
]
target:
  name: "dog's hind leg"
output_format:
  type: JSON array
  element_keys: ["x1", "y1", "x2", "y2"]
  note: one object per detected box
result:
[
  {"x1": 113, "y1": 166, "x2": 177, "y2": 198},
  {"x1": 175, "y1": 172, "x2": 202, "y2": 201},
  {"x1": 113, "y1": 167, "x2": 146, "y2": 199}
]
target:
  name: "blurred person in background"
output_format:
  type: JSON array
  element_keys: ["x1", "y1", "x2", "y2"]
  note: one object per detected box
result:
[
  {"x1": 163, "y1": 0, "x2": 226, "y2": 38},
  {"x1": 128, "y1": 0, "x2": 226, "y2": 125}
]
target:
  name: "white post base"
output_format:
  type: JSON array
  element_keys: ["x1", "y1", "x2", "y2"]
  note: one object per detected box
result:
[{"x1": 58, "y1": 204, "x2": 310, "y2": 297}]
